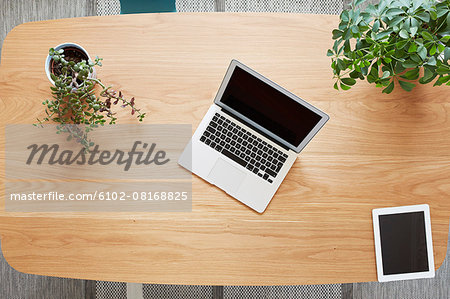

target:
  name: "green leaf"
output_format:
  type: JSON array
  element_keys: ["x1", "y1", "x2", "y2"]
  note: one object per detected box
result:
[
  {"x1": 337, "y1": 58, "x2": 345, "y2": 71},
  {"x1": 434, "y1": 77, "x2": 444, "y2": 86},
  {"x1": 412, "y1": 0, "x2": 421, "y2": 11},
  {"x1": 381, "y1": 71, "x2": 391, "y2": 79},
  {"x1": 340, "y1": 82, "x2": 352, "y2": 90},
  {"x1": 332, "y1": 29, "x2": 343, "y2": 39},
  {"x1": 389, "y1": 16, "x2": 405, "y2": 27},
  {"x1": 382, "y1": 81, "x2": 395, "y2": 94},
  {"x1": 361, "y1": 66, "x2": 369, "y2": 76},
  {"x1": 386, "y1": 8, "x2": 404, "y2": 17},
  {"x1": 444, "y1": 48, "x2": 450, "y2": 61},
  {"x1": 380, "y1": 79, "x2": 391, "y2": 86},
  {"x1": 422, "y1": 67, "x2": 434, "y2": 80},
  {"x1": 430, "y1": 44, "x2": 437, "y2": 55},
  {"x1": 366, "y1": 4, "x2": 377, "y2": 15},
  {"x1": 399, "y1": 29, "x2": 409, "y2": 39},
  {"x1": 376, "y1": 30, "x2": 392, "y2": 40},
  {"x1": 421, "y1": 31, "x2": 434, "y2": 41},
  {"x1": 438, "y1": 43, "x2": 445, "y2": 53},
  {"x1": 429, "y1": 10, "x2": 437, "y2": 20},
  {"x1": 408, "y1": 42, "x2": 417, "y2": 53},
  {"x1": 401, "y1": 68, "x2": 420, "y2": 80},
  {"x1": 327, "y1": 49, "x2": 334, "y2": 56},
  {"x1": 410, "y1": 26, "x2": 418, "y2": 36},
  {"x1": 441, "y1": 36, "x2": 450, "y2": 43},
  {"x1": 410, "y1": 17, "x2": 419, "y2": 29},
  {"x1": 377, "y1": 0, "x2": 388, "y2": 15},
  {"x1": 396, "y1": 40, "x2": 408, "y2": 49},
  {"x1": 369, "y1": 64, "x2": 379, "y2": 78},
  {"x1": 332, "y1": 61, "x2": 339, "y2": 74},
  {"x1": 341, "y1": 10, "x2": 349, "y2": 22},
  {"x1": 398, "y1": 80, "x2": 416, "y2": 91},
  {"x1": 402, "y1": 18, "x2": 410, "y2": 32},
  {"x1": 416, "y1": 46, "x2": 426, "y2": 60},
  {"x1": 436, "y1": 7, "x2": 446, "y2": 18},
  {"x1": 373, "y1": 20, "x2": 380, "y2": 32},
  {"x1": 334, "y1": 82, "x2": 339, "y2": 90},
  {"x1": 344, "y1": 40, "x2": 351, "y2": 52},
  {"x1": 350, "y1": 70, "x2": 361, "y2": 78},
  {"x1": 410, "y1": 55, "x2": 421, "y2": 65},
  {"x1": 402, "y1": 60, "x2": 419, "y2": 68},
  {"x1": 343, "y1": 28, "x2": 352, "y2": 40},
  {"x1": 333, "y1": 39, "x2": 342, "y2": 52},
  {"x1": 419, "y1": 67, "x2": 437, "y2": 84},
  {"x1": 427, "y1": 56, "x2": 436, "y2": 66},
  {"x1": 438, "y1": 75, "x2": 450, "y2": 84},
  {"x1": 354, "y1": 0, "x2": 367, "y2": 7},
  {"x1": 436, "y1": 66, "x2": 449, "y2": 75},
  {"x1": 341, "y1": 78, "x2": 357, "y2": 86},
  {"x1": 416, "y1": 12, "x2": 430, "y2": 23}
]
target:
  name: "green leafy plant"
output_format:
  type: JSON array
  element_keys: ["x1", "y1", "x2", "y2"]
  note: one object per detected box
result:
[
  {"x1": 328, "y1": 0, "x2": 450, "y2": 93},
  {"x1": 36, "y1": 48, "x2": 146, "y2": 150}
]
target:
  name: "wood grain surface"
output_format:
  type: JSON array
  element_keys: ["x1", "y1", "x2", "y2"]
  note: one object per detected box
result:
[{"x1": 0, "y1": 13, "x2": 449, "y2": 285}]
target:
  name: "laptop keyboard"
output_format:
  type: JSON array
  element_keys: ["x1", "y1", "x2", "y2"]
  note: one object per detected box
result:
[{"x1": 200, "y1": 112, "x2": 288, "y2": 183}]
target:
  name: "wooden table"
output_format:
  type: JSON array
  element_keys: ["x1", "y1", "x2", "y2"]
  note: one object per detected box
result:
[{"x1": 0, "y1": 13, "x2": 449, "y2": 285}]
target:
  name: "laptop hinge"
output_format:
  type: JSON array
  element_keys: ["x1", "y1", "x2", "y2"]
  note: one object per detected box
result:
[{"x1": 220, "y1": 108, "x2": 291, "y2": 151}]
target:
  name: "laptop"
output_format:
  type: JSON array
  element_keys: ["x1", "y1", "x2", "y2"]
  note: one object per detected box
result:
[{"x1": 178, "y1": 60, "x2": 329, "y2": 213}]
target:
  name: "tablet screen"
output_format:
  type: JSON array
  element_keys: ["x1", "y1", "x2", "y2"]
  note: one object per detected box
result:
[{"x1": 379, "y1": 211, "x2": 429, "y2": 275}]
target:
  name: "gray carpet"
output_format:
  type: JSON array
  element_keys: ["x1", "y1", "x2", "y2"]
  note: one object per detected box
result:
[
  {"x1": 0, "y1": 0, "x2": 95, "y2": 58},
  {"x1": 0, "y1": 240, "x2": 95, "y2": 299}
]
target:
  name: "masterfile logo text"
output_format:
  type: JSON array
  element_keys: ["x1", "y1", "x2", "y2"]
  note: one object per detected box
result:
[
  {"x1": 26, "y1": 141, "x2": 170, "y2": 171},
  {"x1": 6, "y1": 124, "x2": 191, "y2": 180},
  {"x1": 5, "y1": 124, "x2": 192, "y2": 212}
]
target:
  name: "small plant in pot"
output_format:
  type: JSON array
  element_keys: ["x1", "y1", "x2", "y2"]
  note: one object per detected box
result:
[
  {"x1": 328, "y1": 0, "x2": 450, "y2": 94},
  {"x1": 38, "y1": 43, "x2": 146, "y2": 150}
]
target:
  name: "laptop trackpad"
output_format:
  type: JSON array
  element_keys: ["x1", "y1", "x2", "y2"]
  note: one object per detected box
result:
[{"x1": 207, "y1": 158, "x2": 245, "y2": 193}]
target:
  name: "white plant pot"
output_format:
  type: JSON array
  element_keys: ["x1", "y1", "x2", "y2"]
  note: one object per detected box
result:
[{"x1": 45, "y1": 42, "x2": 96, "y2": 85}]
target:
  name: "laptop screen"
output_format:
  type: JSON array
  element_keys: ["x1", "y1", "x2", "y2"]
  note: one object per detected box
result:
[{"x1": 220, "y1": 66, "x2": 323, "y2": 147}]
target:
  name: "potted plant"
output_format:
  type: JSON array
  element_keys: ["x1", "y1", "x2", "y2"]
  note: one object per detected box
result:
[
  {"x1": 45, "y1": 43, "x2": 96, "y2": 85},
  {"x1": 38, "y1": 45, "x2": 146, "y2": 150},
  {"x1": 328, "y1": 0, "x2": 450, "y2": 93}
]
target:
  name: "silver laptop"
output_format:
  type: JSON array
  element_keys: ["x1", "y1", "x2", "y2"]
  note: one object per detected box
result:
[{"x1": 178, "y1": 60, "x2": 329, "y2": 213}]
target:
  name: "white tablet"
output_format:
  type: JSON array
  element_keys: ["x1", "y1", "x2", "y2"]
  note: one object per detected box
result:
[{"x1": 372, "y1": 204, "x2": 435, "y2": 282}]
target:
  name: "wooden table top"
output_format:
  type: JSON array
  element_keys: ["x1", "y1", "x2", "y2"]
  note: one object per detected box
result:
[{"x1": 0, "y1": 12, "x2": 449, "y2": 285}]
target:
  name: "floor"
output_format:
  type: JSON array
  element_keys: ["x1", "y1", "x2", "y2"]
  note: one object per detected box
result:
[{"x1": 1, "y1": 0, "x2": 449, "y2": 298}]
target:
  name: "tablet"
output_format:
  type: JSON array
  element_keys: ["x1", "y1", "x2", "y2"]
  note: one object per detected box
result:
[{"x1": 372, "y1": 204, "x2": 435, "y2": 282}]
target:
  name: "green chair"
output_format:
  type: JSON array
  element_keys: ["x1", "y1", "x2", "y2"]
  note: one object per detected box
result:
[{"x1": 120, "y1": 0, "x2": 176, "y2": 14}]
